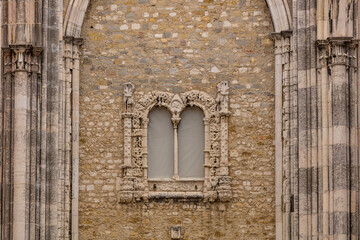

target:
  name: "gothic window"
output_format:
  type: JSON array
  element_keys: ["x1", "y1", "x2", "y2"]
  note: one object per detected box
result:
[{"x1": 120, "y1": 82, "x2": 232, "y2": 202}]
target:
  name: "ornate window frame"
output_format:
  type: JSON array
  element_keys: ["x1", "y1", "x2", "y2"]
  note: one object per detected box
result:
[{"x1": 119, "y1": 81, "x2": 232, "y2": 202}]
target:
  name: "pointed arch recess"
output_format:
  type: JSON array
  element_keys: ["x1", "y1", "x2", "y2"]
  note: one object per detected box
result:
[
  {"x1": 63, "y1": 1, "x2": 292, "y2": 240},
  {"x1": 64, "y1": 0, "x2": 291, "y2": 37}
]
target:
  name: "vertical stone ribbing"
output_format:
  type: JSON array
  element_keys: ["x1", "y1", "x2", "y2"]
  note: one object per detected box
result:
[
  {"x1": 273, "y1": 31, "x2": 292, "y2": 240},
  {"x1": 282, "y1": 33, "x2": 292, "y2": 240},
  {"x1": 43, "y1": 0, "x2": 61, "y2": 237},
  {"x1": 2, "y1": 49, "x2": 14, "y2": 240},
  {"x1": 71, "y1": 39, "x2": 81, "y2": 240},
  {"x1": 317, "y1": 40, "x2": 329, "y2": 238},
  {"x1": 62, "y1": 36, "x2": 82, "y2": 240},
  {"x1": 1, "y1": 0, "x2": 45, "y2": 239}
]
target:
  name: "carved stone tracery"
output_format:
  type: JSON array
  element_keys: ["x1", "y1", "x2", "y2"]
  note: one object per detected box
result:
[{"x1": 119, "y1": 82, "x2": 231, "y2": 202}]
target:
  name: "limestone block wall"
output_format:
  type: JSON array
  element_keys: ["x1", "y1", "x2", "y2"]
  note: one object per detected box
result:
[{"x1": 78, "y1": 0, "x2": 276, "y2": 239}]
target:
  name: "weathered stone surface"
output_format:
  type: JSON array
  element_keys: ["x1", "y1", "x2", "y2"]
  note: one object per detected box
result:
[
  {"x1": 1, "y1": 0, "x2": 359, "y2": 239},
  {"x1": 78, "y1": 0, "x2": 276, "y2": 239}
]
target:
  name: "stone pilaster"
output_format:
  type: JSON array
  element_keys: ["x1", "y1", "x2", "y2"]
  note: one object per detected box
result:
[
  {"x1": 63, "y1": 36, "x2": 83, "y2": 240},
  {"x1": 272, "y1": 30, "x2": 293, "y2": 240}
]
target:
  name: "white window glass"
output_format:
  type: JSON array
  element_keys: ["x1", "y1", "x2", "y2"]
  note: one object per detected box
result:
[
  {"x1": 147, "y1": 107, "x2": 174, "y2": 178},
  {"x1": 178, "y1": 107, "x2": 205, "y2": 178}
]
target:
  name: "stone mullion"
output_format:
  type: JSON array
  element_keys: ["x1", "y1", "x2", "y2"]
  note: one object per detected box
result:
[
  {"x1": 329, "y1": 38, "x2": 351, "y2": 239},
  {"x1": 171, "y1": 117, "x2": 180, "y2": 180}
]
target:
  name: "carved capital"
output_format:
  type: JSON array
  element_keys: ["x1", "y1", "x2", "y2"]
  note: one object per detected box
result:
[
  {"x1": 4, "y1": 45, "x2": 42, "y2": 74},
  {"x1": 316, "y1": 40, "x2": 329, "y2": 67},
  {"x1": 63, "y1": 36, "x2": 83, "y2": 61},
  {"x1": 171, "y1": 117, "x2": 181, "y2": 128},
  {"x1": 271, "y1": 31, "x2": 292, "y2": 56},
  {"x1": 10, "y1": 45, "x2": 30, "y2": 72},
  {"x1": 328, "y1": 37, "x2": 353, "y2": 66},
  {"x1": 316, "y1": 38, "x2": 358, "y2": 70}
]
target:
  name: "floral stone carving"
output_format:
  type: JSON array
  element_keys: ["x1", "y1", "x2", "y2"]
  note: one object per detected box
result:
[{"x1": 119, "y1": 81, "x2": 232, "y2": 203}]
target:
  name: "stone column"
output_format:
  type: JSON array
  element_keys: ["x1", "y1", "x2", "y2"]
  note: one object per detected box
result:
[
  {"x1": 328, "y1": 37, "x2": 352, "y2": 239},
  {"x1": 11, "y1": 45, "x2": 42, "y2": 240},
  {"x1": 0, "y1": 45, "x2": 42, "y2": 240},
  {"x1": 171, "y1": 117, "x2": 180, "y2": 180},
  {"x1": 12, "y1": 46, "x2": 29, "y2": 240}
]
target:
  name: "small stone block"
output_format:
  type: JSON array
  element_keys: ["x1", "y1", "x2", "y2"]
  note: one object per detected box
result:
[{"x1": 170, "y1": 226, "x2": 181, "y2": 239}]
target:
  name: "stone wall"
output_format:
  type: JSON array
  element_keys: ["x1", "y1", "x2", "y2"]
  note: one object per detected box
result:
[{"x1": 79, "y1": 0, "x2": 276, "y2": 239}]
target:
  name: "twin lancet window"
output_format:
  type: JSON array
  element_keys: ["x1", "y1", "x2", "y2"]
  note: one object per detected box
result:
[
  {"x1": 119, "y1": 82, "x2": 232, "y2": 202},
  {"x1": 148, "y1": 106, "x2": 205, "y2": 179}
]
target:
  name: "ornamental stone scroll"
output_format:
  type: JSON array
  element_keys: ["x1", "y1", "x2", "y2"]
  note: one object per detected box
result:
[{"x1": 119, "y1": 81, "x2": 232, "y2": 203}]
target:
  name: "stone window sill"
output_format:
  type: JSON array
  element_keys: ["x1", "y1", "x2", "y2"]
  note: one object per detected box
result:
[{"x1": 148, "y1": 179, "x2": 204, "y2": 192}]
